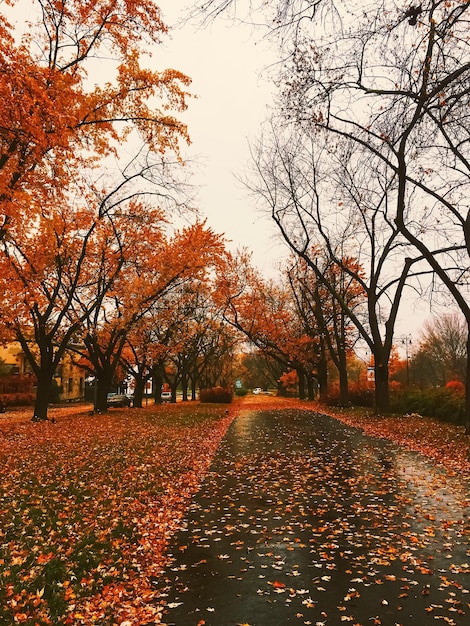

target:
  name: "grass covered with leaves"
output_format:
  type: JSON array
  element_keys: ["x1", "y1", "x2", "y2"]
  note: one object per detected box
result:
[
  {"x1": 0, "y1": 403, "x2": 233, "y2": 625},
  {"x1": 322, "y1": 405, "x2": 470, "y2": 476}
]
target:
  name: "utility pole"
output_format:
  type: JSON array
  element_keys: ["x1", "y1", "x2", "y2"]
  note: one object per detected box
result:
[{"x1": 401, "y1": 334, "x2": 412, "y2": 386}]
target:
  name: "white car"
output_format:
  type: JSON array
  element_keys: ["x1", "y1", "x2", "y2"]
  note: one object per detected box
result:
[
  {"x1": 161, "y1": 391, "x2": 172, "y2": 402},
  {"x1": 253, "y1": 387, "x2": 262, "y2": 395}
]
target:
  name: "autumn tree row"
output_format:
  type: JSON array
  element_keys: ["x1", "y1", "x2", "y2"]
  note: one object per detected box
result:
[{"x1": 0, "y1": 1, "x2": 237, "y2": 419}]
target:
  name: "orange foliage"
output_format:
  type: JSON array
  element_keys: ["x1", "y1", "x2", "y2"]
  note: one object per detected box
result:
[
  {"x1": 0, "y1": 0, "x2": 191, "y2": 238},
  {"x1": 279, "y1": 369, "x2": 299, "y2": 393}
]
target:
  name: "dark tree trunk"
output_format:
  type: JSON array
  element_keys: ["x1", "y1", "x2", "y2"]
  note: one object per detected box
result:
[
  {"x1": 307, "y1": 375, "x2": 315, "y2": 401},
  {"x1": 317, "y1": 359, "x2": 328, "y2": 403},
  {"x1": 374, "y1": 360, "x2": 390, "y2": 413},
  {"x1": 32, "y1": 366, "x2": 55, "y2": 421},
  {"x1": 465, "y1": 331, "x2": 470, "y2": 434},
  {"x1": 277, "y1": 380, "x2": 287, "y2": 396},
  {"x1": 317, "y1": 335, "x2": 329, "y2": 402},
  {"x1": 95, "y1": 376, "x2": 112, "y2": 412},
  {"x1": 182, "y1": 371, "x2": 188, "y2": 401},
  {"x1": 338, "y1": 351, "x2": 349, "y2": 405},
  {"x1": 152, "y1": 364, "x2": 164, "y2": 404},
  {"x1": 191, "y1": 369, "x2": 198, "y2": 401},
  {"x1": 297, "y1": 368, "x2": 306, "y2": 400},
  {"x1": 133, "y1": 377, "x2": 146, "y2": 408}
]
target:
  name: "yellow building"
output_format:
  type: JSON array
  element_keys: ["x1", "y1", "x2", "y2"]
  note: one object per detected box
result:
[
  {"x1": 0, "y1": 342, "x2": 30, "y2": 375},
  {"x1": 0, "y1": 342, "x2": 85, "y2": 402}
]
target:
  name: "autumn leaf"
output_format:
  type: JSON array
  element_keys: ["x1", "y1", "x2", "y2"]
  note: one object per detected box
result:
[{"x1": 272, "y1": 580, "x2": 286, "y2": 588}]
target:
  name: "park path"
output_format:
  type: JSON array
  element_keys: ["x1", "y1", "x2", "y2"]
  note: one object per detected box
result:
[{"x1": 159, "y1": 408, "x2": 469, "y2": 626}]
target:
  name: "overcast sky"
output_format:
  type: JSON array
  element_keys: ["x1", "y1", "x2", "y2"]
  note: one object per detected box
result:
[
  {"x1": 157, "y1": 1, "x2": 288, "y2": 276},
  {"x1": 154, "y1": 3, "x2": 439, "y2": 344}
]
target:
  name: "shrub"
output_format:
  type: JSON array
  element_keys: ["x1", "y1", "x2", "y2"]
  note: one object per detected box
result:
[
  {"x1": 0, "y1": 392, "x2": 36, "y2": 407},
  {"x1": 325, "y1": 382, "x2": 374, "y2": 408},
  {"x1": 445, "y1": 380, "x2": 465, "y2": 393},
  {"x1": 199, "y1": 387, "x2": 233, "y2": 404},
  {"x1": 391, "y1": 387, "x2": 465, "y2": 425},
  {"x1": 234, "y1": 387, "x2": 248, "y2": 396},
  {"x1": 0, "y1": 374, "x2": 35, "y2": 394}
]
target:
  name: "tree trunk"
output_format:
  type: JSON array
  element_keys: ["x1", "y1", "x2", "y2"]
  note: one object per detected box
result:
[
  {"x1": 338, "y1": 352, "x2": 349, "y2": 405},
  {"x1": 277, "y1": 380, "x2": 286, "y2": 396},
  {"x1": 317, "y1": 359, "x2": 328, "y2": 403},
  {"x1": 317, "y1": 335, "x2": 329, "y2": 402},
  {"x1": 32, "y1": 367, "x2": 55, "y2": 421},
  {"x1": 465, "y1": 331, "x2": 470, "y2": 434},
  {"x1": 306, "y1": 375, "x2": 315, "y2": 401},
  {"x1": 182, "y1": 371, "x2": 188, "y2": 401},
  {"x1": 152, "y1": 364, "x2": 164, "y2": 404},
  {"x1": 95, "y1": 375, "x2": 113, "y2": 412},
  {"x1": 191, "y1": 369, "x2": 197, "y2": 401},
  {"x1": 133, "y1": 377, "x2": 146, "y2": 408},
  {"x1": 297, "y1": 368, "x2": 306, "y2": 400},
  {"x1": 374, "y1": 360, "x2": 390, "y2": 413}
]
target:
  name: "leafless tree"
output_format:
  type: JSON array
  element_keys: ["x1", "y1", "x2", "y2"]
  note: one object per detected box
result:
[
  {"x1": 246, "y1": 122, "x2": 431, "y2": 411},
  {"x1": 275, "y1": 0, "x2": 470, "y2": 430},
  {"x1": 417, "y1": 312, "x2": 468, "y2": 385}
]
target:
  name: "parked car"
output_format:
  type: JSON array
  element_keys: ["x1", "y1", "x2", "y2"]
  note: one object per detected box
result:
[
  {"x1": 161, "y1": 391, "x2": 172, "y2": 402},
  {"x1": 107, "y1": 393, "x2": 132, "y2": 408},
  {"x1": 253, "y1": 387, "x2": 262, "y2": 395}
]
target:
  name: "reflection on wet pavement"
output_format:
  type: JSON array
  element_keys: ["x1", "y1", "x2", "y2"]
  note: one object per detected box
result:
[{"x1": 160, "y1": 409, "x2": 469, "y2": 625}]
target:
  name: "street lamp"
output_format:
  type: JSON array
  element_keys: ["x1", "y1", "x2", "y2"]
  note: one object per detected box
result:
[{"x1": 401, "y1": 334, "x2": 412, "y2": 386}]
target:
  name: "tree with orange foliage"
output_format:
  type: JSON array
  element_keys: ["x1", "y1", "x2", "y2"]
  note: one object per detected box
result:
[
  {"x1": 71, "y1": 221, "x2": 225, "y2": 413},
  {"x1": 0, "y1": 0, "x2": 191, "y2": 240},
  {"x1": 0, "y1": 0, "x2": 196, "y2": 420},
  {"x1": 120, "y1": 282, "x2": 212, "y2": 407},
  {"x1": 0, "y1": 192, "x2": 125, "y2": 420},
  {"x1": 122, "y1": 269, "x2": 239, "y2": 405},
  {"x1": 120, "y1": 310, "x2": 173, "y2": 408},
  {"x1": 286, "y1": 253, "x2": 365, "y2": 403},
  {"x1": 216, "y1": 250, "x2": 316, "y2": 398}
]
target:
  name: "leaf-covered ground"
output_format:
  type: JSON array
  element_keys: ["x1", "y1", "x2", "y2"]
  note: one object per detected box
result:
[
  {"x1": 160, "y1": 408, "x2": 470, "y2": 626},
  {"x1": 0, "y1": 403, "x2": 234, "y2": 625},
  {"x1": 320, "y1": 406, "x2": 470, "y2": 476},
  {"x1": 0, "y1": 396, "x2": 469, "y2": 625}
]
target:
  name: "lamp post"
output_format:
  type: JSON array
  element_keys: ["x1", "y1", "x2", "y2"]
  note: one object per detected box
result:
[{"x1": 401, "y1": 334, "x2": 412, "y2": 386}]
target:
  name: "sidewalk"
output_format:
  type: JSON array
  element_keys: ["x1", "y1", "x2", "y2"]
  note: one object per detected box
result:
[{"x1": 159, "y1": 406, "x2": 470, "y2": 626}]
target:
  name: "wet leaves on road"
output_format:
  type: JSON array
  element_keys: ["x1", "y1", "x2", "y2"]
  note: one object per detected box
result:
[{"x1": 161, "y1": 409, "x2": 470, "y2": 626}]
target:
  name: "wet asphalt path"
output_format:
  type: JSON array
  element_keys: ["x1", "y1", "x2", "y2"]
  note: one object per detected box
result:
[{"x1": 160, "y1": 409, "x2": 470, "y2": 625}]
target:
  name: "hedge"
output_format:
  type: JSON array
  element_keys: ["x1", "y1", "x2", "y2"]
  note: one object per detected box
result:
[{"x1": 199, "y1": 387, "x2": 233, "y2": 403}]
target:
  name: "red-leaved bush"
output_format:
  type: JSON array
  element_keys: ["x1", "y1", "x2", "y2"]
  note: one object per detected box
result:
[
  {"x1": 445, "y1": 380, "x2": 465, "y2": 393},
  {"x1": 0, "y1": 392, "x2": 36, "y2": 407},
  {"x1": 199, "y1": 387, "x2": 233, "y2": 403}
]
